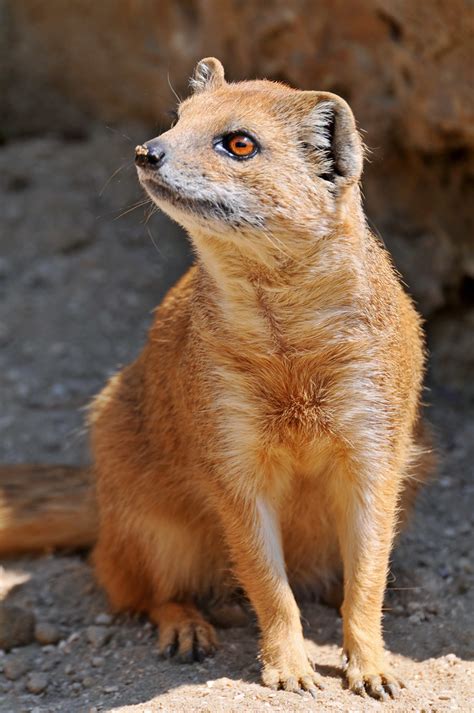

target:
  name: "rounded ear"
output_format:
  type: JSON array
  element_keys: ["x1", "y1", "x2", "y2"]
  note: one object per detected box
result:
[
  {"x1": 300, "y1": 91, "x2": 364, "y2": 186},
  {"x1": 190, "y1": 57, "x2": 226, "y2": 93}
]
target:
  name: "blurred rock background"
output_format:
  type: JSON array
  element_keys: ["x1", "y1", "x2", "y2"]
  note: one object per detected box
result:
[{"x1": 0, "y1": 0, "x2": 473, "y2": 463}]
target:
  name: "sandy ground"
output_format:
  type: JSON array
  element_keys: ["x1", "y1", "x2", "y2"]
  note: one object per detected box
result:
[{"x1": 0, "y1": 129, "x2": 473, "y2": 712}]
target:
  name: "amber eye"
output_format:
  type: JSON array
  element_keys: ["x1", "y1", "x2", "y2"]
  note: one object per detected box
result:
[
  {"x1": 227, "y1": 134, "x2": 255, "y2": 156},
  {"x1": 218, "y1": 132, "x2": 259, "y2": 160}
]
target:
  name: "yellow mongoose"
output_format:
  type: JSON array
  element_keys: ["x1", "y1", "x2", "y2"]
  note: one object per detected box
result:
[{"x1": 2, "y1": 58, "x2": 431, "y2": 700}]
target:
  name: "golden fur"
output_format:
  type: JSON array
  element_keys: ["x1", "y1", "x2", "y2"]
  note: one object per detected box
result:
[{"x1": 87, "y1": 58, "x2": 431, "y2": 699}]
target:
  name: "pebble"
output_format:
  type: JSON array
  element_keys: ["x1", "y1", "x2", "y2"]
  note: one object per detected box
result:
[
  {"x1": 94, "y1": 613, "x2": 113, "y2": 626},
  {"x1": 4, "y1": 656, "x2": 29, "y2": 680},
  {"x1": 26, "y1": 672, "x2": 48, "y2": 694},
  {"x1": 34, "y1": 622, "x2": 61, "y2": 646},
  {"x1": 86, "y1": 626, "x2": 111, "y2": 647},
  {"x1": 103, "y1": 685, "x2": 118, "y2": 693},
  {"x1": 0, "y1": 605, "x2": 35, "y2": 650},
  {"x1": 91, "y1": 656, "x2": 104, "y2": 667}
]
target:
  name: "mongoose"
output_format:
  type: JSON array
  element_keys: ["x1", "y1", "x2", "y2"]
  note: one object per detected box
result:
[{"x1": 1, "y1": 58, "x2": 431, "y2": 700}]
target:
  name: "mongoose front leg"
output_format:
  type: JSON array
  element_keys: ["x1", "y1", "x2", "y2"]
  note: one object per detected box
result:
[
  {"x1": 217, "y1": 491, "x2": 324, "y2": 696},
  {"x1": 336, "y1": 470, "x2": 405, "y2": 700}
]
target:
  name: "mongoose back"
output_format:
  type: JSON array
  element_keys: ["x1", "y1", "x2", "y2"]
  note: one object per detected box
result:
[{"x1": 88, "y1": 58, "x2": 431, "y2": 700}]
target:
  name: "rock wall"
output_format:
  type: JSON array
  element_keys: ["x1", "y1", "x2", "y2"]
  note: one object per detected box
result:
[{"x1": 2, "y1": 0, "x2": 473, "y2": 316}]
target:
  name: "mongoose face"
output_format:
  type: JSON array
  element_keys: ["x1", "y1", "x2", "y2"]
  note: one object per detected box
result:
[{"x1": 136, "y1": 58, "x2": 363, "y2": 263}]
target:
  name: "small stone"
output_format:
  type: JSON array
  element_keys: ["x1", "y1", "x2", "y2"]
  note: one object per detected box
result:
[
  {"x1": 4, "y1": 656, "x2": 29, "y2": 680},
  {"x1": 26, "y1": 672, "x2": 48, "y2": 694},
  {"x1": 103, "y1": 685, "x2": 118, "y2": 693},
  {"x1": 0, "y1": 605, "x2": 35, "y2": 650},
  {"x1": 94, "y1": 613, "x2": 113, "y2": 626},
  {"x1": 86, "y1": 626, "x2": 111, "y2": 647},
  {"x1": 34, "y1": 622, "x2": 61, "y2": 646},
  {"x1": 82, "y1": 676, "x2": 95, "y2": 687},
  {"x1": 67, "y1": 631, "x2": 81, "y2": 644},
  {"x1": 91, "y1": 656, "x2": 104, "y2": 667}
]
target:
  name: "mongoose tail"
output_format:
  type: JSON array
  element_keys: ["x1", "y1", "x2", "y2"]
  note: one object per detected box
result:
[{"x1": 0, "y1": 464, "x2": 97, "y2": 556}]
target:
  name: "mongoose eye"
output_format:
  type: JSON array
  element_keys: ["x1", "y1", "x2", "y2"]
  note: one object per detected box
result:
[{"x1": 217, "y1": 132, "x2": 259, "y2": 160}]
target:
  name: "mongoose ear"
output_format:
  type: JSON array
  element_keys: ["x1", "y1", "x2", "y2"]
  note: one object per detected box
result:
[
  {"x1": 190, "y1": 57, "x2": 226, "y2": 93},
  {"x1": 301, "y1": 92, "x2": 364, "y2": 186}
]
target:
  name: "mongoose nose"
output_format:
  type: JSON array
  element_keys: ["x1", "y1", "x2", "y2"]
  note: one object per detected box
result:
[{"x1": 135, "y1": 140, "x2": 166, "y2": 169}]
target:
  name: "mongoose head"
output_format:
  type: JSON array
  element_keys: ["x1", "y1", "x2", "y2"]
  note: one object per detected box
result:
[{"x1": 136, "y1": 58, "x2": 364, "y2": 263}]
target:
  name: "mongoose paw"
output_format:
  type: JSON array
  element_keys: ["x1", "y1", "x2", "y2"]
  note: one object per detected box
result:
[
  {"x1": 342, "y1": 652, "x2": 405, "y2": 700},
  {"x1": 261, "y1": 645, "x2": 325, "y2": 697},
  {"x1": 155, "y1": 604, "x2": 218, "y2": 663}
]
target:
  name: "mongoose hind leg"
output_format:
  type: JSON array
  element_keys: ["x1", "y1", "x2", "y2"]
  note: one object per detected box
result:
[
  {"x1": 151, "y1": 602, "x2": 218, "y2": 663},
  {"x1": 92, "y1": 531, "x2": 153, "y2": 614},
  {"x1": 94, "y1": 533, "x2": 219, "y2": 663}
]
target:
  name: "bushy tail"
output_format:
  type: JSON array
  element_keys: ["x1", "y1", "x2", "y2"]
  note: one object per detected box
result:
[{"x1": 0, "y1": 465, "x2": 97, "y2": 556}]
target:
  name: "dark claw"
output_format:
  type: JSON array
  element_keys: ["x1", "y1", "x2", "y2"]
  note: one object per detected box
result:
[
  {"x1": 162, "y1": 641, "x2": 178, "y2": 659},
  {"x1": 177, "y1": 649, "x2": 195, "y2": 664},
  {"x1": 353, "y1": 681, "x2": 366, "y2": 697},
  {"x1": 194, "y1": 645, "x2": 207, "y2": 662}
]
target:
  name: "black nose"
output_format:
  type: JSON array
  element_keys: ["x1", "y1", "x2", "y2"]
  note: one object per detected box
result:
[{"x1": 135, "y1": 140, "x2": 166, "y2": 169}]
